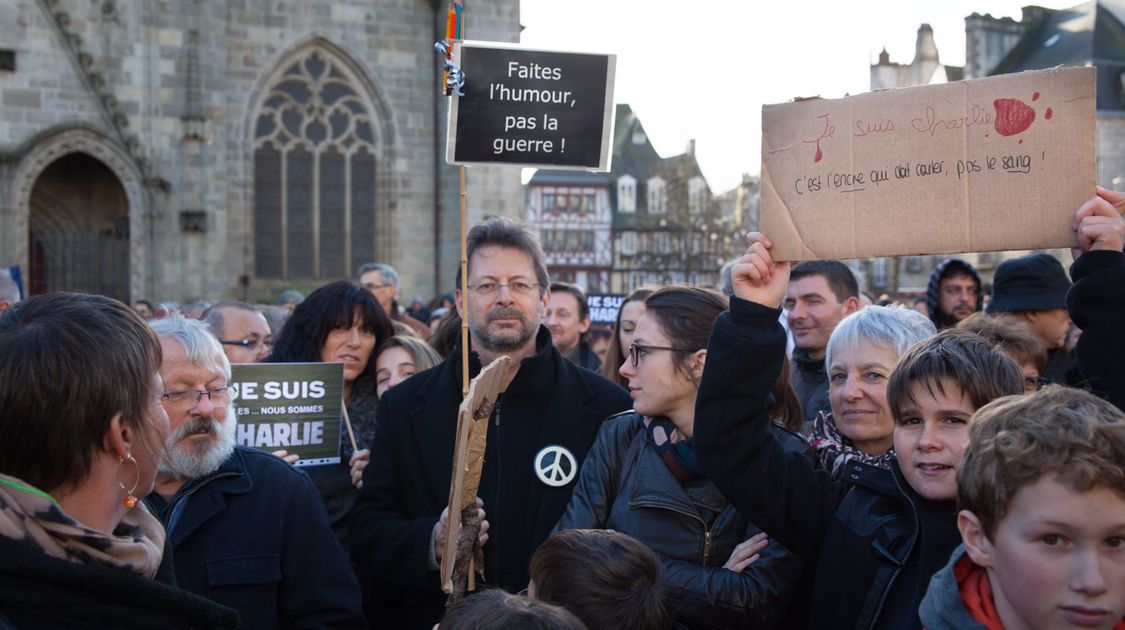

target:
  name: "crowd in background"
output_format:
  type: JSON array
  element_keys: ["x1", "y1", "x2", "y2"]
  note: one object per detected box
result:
[{"x1": 0, "y1": 188, "x2": 1122, "y2": 630}]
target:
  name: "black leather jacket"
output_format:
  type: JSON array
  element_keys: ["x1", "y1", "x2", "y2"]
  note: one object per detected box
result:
[{"x1": 555, "y1": 411, "x2": 801, "y2": 630}]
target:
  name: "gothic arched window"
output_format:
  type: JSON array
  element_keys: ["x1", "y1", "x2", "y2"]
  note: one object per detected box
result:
[{"x1": 253, "y1": 48, "x2": 379, "y2": 279}]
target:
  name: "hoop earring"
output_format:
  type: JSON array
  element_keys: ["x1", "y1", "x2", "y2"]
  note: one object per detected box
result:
[{"x1": 119, "y1": 454, "x2": 140, "y2": 509}]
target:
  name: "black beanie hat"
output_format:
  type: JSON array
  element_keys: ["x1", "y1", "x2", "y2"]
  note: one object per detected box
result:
[{"x1": 986, "y1": 252, "x2": 1071, "y2": 313}]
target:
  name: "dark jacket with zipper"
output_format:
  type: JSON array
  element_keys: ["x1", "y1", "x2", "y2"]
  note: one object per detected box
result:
[
  {"x1": 1068, "y1": 249, "x2": 1125, "y2": 410},
  {"x1": 693, "y1": 296, "x2": 961, "y2": 629},
  {"x1": 349, "y1": 326, "x2": 631, "y2": 630},
  {"x1": 555, "y1": 411, "x2": 801, "y2": 630},
  {"x1": 144, "y1": 446, "x2": 365, "y2": 630}
]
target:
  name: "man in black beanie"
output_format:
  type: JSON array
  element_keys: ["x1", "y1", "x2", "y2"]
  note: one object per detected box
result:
[{"x1": 986, "y1": 252, "x2": 1076, "y2": 384}]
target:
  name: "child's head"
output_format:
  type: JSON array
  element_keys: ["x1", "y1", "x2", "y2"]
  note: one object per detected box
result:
[
  {"x1": 956, "y1": 386, "x2": 1125, "y2": 630},
  {"x1": 529, "y1": 529, "x2": 670, "y2": 630},
  {"x1": 440, "y1": 589, "x2": 587, "y2": 630},
  {"x1": 887, "y1": 329, "x2": 1023, "y2": 501},
  {"x1": 956, "y1": 312, "x2": 1048, "y2": 393}
]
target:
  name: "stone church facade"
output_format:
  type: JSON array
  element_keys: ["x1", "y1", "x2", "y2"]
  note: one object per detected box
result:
[{"x1": 0, "y1": 0, "x2": 522, "y2": 304}]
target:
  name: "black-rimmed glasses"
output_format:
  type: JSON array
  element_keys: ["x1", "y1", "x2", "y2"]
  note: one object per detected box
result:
[
  {"x1": 220, "y1": 338, "x2": 271, "y2": 353},
  {"x1": 161, "y1": 386, "x2": 232, "y2": 410},
  {"x1": 627, "y1": 343, "x2": 693, "y2": 367}
]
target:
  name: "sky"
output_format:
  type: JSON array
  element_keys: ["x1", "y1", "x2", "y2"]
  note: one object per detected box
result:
[{"x1": 518, "y1": 0, "x2": 1078, "y2": 192}]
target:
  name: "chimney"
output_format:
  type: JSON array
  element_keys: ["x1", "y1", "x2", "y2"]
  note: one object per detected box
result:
[{"x1": 687, "y1": 138, "x2": 696, "y2": 156}]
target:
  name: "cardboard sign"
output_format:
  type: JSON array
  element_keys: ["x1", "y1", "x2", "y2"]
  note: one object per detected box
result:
[
  {"x1": 760, "y1": 67, "x2": 1095, "y2": 261},
  {"x1": 447, "y1": 41, "x2": 616, "y2": 171},
  {"x1": 230, "y1": 362, "x2": 345, "y2": 467},
  {"x1": 586, "y1": 294, "x2": 625, "y2": 325}
]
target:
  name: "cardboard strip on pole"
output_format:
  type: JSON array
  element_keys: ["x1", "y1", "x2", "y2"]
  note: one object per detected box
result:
[
  {"x1": 440, "y1": 355, "x2": 512, "y2": 595},
  {"x1": 760, "y1": 66, "x2": 1096, "y2": 261}
]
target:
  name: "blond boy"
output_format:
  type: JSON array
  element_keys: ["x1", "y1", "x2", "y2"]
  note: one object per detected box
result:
[{"x1": 919, "y1": 386, "x2": 1125, "y2": 629}]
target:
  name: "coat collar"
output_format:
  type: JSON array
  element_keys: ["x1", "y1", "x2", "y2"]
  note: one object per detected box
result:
[
  {"x1": 628, "y1": 432, "x2": 727, "y2": 517},
  {"x1": 146, "y1": 447, "x2": 252, "y2": 547}
]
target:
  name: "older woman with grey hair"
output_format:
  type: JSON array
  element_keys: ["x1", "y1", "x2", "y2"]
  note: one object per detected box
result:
[{"x1": 809, "y1": 305, "x2": 936, "y2": 477}]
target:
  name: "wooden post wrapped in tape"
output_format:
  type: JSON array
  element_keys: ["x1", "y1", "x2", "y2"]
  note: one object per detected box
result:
[{"x1": 441, "y1": 355, "x2": 512, "y2": 604}]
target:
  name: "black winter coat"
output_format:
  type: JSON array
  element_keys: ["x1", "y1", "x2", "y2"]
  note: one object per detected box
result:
[
  {"x1": 0, "y1": 533, "x2": 239, "y2": 629},
  {"x1": 145, "y1": 446, "x2": 365, "y2": 630},
  {"x1": 693, "y1": 297, "x2": 961, "y2": 630},
  {"x1": 1068, "y1": 250, "x2": 1125, "y2": 410},
  {"x1": 555, "y1": 411, "x2": 802, "y2": 630},
  {"x1": 349, "y1": 327, "x2": 632, "y2": 630}
]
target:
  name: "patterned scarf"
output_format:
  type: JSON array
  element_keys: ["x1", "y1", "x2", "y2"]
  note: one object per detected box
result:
[
  {"x1": 0, "y1": 473, "x2": 164, "y2": 578},
  {"x1": 808, "y1": 411, "x2": 896, "y2": 478},
  {"x1": 646, "y1": 417, "x2": 706, "y2": 484}
]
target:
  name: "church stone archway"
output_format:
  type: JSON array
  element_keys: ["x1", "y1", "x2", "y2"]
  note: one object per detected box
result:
[{"x1": 28, "y1": 153, "x2": 130, "y2": 299}]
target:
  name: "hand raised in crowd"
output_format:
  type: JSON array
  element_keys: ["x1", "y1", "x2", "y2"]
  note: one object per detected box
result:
[
  {"x1": 722, "y1": 532, "x2": 769, "y2": 574},
  {"x1": 272, "y1": 450, "x2": 300, "y2": 465},
  {"x1": 1073, "y1": 186, "x2": 1125, "y2": 259},
  {"x1": 730, "y1": 232, "x2": 791, "y2": 308},
  {"x1": 432, "y1": 497, "x2": 490, "y2": 563},
  {"x1": 349, "y1": 449, "x2": 369, "y2": 489}
]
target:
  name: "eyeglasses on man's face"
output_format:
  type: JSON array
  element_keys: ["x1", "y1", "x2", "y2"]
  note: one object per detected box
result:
[
  {"x1": 362, "y1": 282, "x2": 394, "y2": 291},
  {"x1": 161, "y1": 386, "x2": 232, "y2": 410},
  {"x1": 220, "y1": 337, "x2": 271, "y2": 353},
  {"x1": 1024, "y1": 375, "x2": 1049, "y2": 393},
  {"x1": 627, "y1": 343, "x2": 693, "y2": 367},
  {"x1": 465, "y1": 281, "x2": 540, "y2": 297}
]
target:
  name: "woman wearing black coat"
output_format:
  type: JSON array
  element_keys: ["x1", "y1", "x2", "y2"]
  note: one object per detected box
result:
[{"x1": 555, "y1": 286, "x2": 802, "y2": 630}]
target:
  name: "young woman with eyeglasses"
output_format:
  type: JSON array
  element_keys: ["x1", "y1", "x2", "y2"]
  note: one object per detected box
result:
[{"x1": 553, "y1": 286, "x2": 808, "y2": 630}]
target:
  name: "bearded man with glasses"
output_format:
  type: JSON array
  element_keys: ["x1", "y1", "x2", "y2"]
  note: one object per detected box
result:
[
  {"x1": 351, "y1": 217, "x2": 631, "y2": 629},
  {"x1": 144, "y1": 315, "x2": 364, "y2": 629}
]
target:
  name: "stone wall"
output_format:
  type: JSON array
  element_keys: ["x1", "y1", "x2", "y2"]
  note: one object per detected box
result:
[{"x1": 0, "y1": 0, "x2": 522, "y2": 304}]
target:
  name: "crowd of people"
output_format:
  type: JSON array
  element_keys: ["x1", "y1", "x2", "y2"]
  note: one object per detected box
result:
[{"x1": 0, "y1": 187, "x2": 1122, "y2": 630}]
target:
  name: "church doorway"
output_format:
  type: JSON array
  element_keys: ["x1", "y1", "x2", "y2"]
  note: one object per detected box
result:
[{"x1": 27, "y1": 153, "x2": 130, "y2": 300}]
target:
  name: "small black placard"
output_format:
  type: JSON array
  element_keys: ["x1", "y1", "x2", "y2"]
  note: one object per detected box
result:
[{"x1": 447, "y1": 42, "x2": 615, "y2": 171}]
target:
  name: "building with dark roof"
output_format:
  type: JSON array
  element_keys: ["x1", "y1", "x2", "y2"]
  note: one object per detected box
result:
[{"x1": 525, "y1": 104, "x2": 736, "y2": 293}]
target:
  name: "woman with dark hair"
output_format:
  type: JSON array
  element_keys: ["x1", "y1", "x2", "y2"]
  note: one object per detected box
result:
[
  {"x1": 601, "y1": 286, "x2": 654, "y2": 388},
  {"x1": 268, "y1": 280, "x2": 394, "y2": 551},
  {"x1": 0, "y1": 294, "x2": 238, "y2": 627},
  {"x1": 555, "y1": 286, "x2": 804, "y2": 630}
]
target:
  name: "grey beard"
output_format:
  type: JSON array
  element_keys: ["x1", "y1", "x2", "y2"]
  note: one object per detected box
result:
[
  {"x1": 470, "y1": 308, "x2": 538, "y2": 353},
  {"x1": 158, "y1": 406, "x2": 237, "y2": 479}
]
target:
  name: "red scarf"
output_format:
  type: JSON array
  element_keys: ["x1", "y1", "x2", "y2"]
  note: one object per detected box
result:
[{"x1": 950, "y1": 554, "x2": 1125, "y2": 630}]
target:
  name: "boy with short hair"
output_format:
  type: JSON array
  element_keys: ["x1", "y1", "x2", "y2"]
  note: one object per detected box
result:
[
  {"x1": 919, "y1": 385, "x2": 1125, "y2": 629},
  {"x1": 693, "y1": 233, "x2": 1025, "y2": 629}
]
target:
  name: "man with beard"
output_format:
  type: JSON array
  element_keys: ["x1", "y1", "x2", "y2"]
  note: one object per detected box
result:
[
  {"x1": 144, "y1": 315, "x2": 364, "y2": 629},
  {"x1": 925, "y1": 258, "x2": 982, "y2": 330},
  {"x1": 351, "y1": 218, "x2": 631, "y2": 629}
]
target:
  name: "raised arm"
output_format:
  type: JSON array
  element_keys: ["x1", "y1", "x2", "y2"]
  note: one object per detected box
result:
[
  {"x1": 694, "y1": 234, "x2": 848, "y2": 560},
  {"x1": 1068, "y1": 187, "x2": 1125, "y2": 410}
]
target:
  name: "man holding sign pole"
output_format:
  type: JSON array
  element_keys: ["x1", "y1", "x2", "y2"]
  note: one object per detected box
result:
[
  {"x1": 144, "y1": 316, "x2": 364, "y2": 629},
  {"x1": 350, "y1": 218, "x2": 630, "y2": 629}
]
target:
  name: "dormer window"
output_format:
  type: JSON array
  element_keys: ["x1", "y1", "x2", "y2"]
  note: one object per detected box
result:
[
  {"x1": 647, "y1": 177, "x2": 666, "y2": 214},
  {"x1": 617, "y1": 175, "x2": 636, "y2": 213}
]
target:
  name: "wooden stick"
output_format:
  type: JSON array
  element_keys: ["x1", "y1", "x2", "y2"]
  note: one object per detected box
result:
[
  {"x1": 445, "y1": 504, "x2": 481, "y2": 610},
  {"x1": 460, "y1": 165, "x2": 469, "y2": 400},
  {"x1": 341, "y1": 403, "x2": 358, "y2": 452}
]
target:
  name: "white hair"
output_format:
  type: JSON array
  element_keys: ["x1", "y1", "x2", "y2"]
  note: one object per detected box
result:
[
  {"x1": 150, "y1": 314, "x2": 231, "y2": 381},
  {"x1": 825, "y1": 305, "x2": 936, "y2": 369}
]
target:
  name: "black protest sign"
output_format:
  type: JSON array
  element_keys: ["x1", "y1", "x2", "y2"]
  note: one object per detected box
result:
[
  {"x1": 230, "y1": 362, "x2": 344, "y2": 467},
  {"x1": 447, "y1": 42, "x2": 616, "y2": 171},
  {"x1": 586, "y1": 294, "x2": 625, "y2": 325}
]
